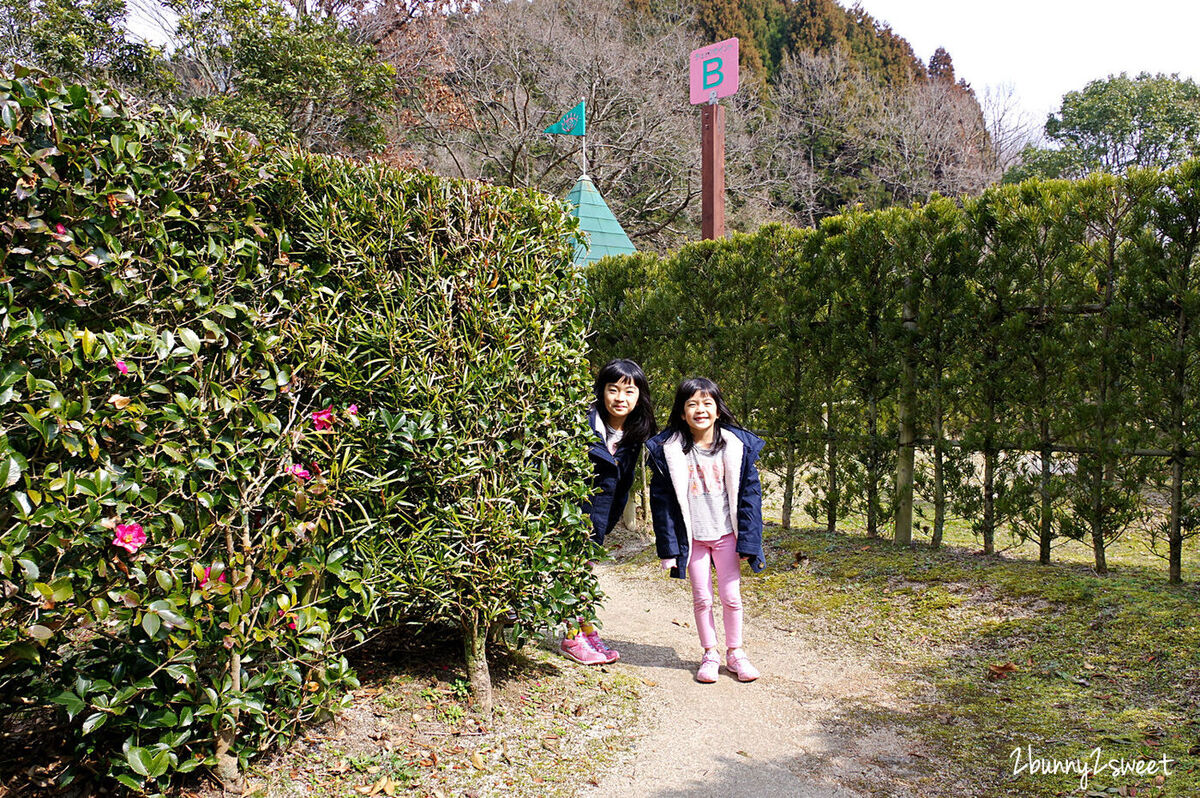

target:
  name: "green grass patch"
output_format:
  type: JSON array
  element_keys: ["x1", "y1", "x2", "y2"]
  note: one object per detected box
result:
[{"x1": 753, "y1": 520, "x2": 1200, "y2": 797}]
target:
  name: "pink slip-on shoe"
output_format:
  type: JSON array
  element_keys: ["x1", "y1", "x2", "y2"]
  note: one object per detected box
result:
[
  {"x1": 584, "y1": 631, "x2": 620, "y2": 663},
  {"x1": 726, "y1": 649, "x2": 760, "y2": 682},
  {"x1": 695, "y1": 650, "x2": 720, "y2": 683},
  {"x1": 560, "y1": 634, "x2": 607, "y2": 665}
]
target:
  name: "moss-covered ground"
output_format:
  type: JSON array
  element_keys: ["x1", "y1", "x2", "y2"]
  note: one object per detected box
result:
[{"x1": 750, "y1": 507, "x2": 1200, "y2": 797}]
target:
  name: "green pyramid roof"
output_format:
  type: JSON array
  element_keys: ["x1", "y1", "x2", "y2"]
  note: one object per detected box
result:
[{"x1": 565, "y1": 175, "x2": 636, "y2": 267}]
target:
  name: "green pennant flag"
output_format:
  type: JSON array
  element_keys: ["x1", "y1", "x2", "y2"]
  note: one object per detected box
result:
[{"x1": 544, "y1": 100, "x2": 586, "y2": 136}]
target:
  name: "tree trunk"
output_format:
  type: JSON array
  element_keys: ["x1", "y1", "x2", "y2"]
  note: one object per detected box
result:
[
  {"x1": 622, "y1": 486, "x2": 637, "y2": 530},
  {"x1": 932, "y1": 408, "x2": 945, "y2": 550},
  {"x1": 866, "y1": 394, "x2": 879, "y2": 539},
  {"x1": 982, "y1": 447, "x2": 995, "y2": 555},
  {"x1": 825, "y1": 395, "x2": 838, "y2": 535},
  {"x1": 215, "y1": 524, "x2": 245, "y2": 791},
  {"x1": 782, "y1": 441, "x2": 796, "y2": 530},
  {"x1": 894, "y1": 293, "x2": 917, "y2": 546},
  {"x1": 214, "y1": 652, "x2": 243, "y2": 790},
  {"x1": 1170, "y1": 453, "x2": 1184, "y2": 585},
  {"x1": 1037, "y1": 353, "x2": 1053, "y2": 565},
  {"x1": 463, "y1": 612, "x2": 493, "y2": 715},
  {"x1": 1169, "y1": 298, "x2": 1190, "y2": 584},
  {"x1": 1039, "y1": 432, "x2": 1052, "y2": 565},
  {"x1": 1089, "y1": 458, "x2": 1109, "y2": 575}
]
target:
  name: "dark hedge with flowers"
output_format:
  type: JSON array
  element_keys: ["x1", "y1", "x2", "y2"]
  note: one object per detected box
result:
[{"x1": 0, "y1": 66, "x2": 599, "y2": 793}]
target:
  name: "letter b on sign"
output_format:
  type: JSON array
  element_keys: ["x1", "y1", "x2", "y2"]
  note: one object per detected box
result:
[
  {"x1": 690, "y1": 38, "x2": 739, "y2": 105},
  {"x1": 702, "y1": 58, "x2": 723, "y2": 90}
]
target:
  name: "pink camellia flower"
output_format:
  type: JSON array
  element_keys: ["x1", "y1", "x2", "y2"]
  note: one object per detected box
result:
[
  {"x1": 285, "y1": 464, "x2": 311, "y2": 480},
  {"x1": 312, "y1": 406, "x2": 334, "y2": 431},
  {"x1": 199, "y1": 566, "x2": 227, "y2": 589},
  {"x1": 115, "y1": 359, "x2": 129, "y2": 375},
  {"x1": 277, "y1": 609, "x2": 297, "y2": 630},
  {"x1": 55, "y1": 223, "x2": 67, "y2": 236},
  {"x1": 347, "y1": 404, "x2": 358, "y2": 416},
  {"x1": 112, "y1": 523, "x2": 147, "y2": 553}
]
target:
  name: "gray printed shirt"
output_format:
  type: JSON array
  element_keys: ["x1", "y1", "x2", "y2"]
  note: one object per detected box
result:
[{"x1": 685, "y1": 443, "x2": 734, "y2": 541}]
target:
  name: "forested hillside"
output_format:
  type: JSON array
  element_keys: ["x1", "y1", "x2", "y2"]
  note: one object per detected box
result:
[
  {"x1": 694, "y1": 0, "x2": 926, "y2": 84},
  {"x1": 1, "y1": 0, "x2": 1000, "y2": 247}
]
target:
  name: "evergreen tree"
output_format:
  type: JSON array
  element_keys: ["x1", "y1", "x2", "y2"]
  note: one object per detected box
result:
[{"x1": 928, "y1": 46, "x2": 955, "y2": 83}]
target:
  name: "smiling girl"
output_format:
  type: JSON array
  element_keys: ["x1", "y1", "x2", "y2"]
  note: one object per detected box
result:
[
  {"x1": 561, "y1": 358, "x2": 656, "y2": 665},
  {"x1": 646, "y1": 377, "x2": 766, "y2": 683}
]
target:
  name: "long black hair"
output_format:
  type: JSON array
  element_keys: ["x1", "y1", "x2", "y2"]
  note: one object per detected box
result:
[
  {"x1": 593, "y1": 358, "x2": 656, "y2": 451},
  {"x1": 664, "y1": 377, "x2": 741, "y2": 454}
]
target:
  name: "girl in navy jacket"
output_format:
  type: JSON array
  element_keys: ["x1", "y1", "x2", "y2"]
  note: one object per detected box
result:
[
  {"x1": 646, "y1": 377, "x2": 765, "y2": 683},
  {"x1": 562, "y1": 358, "x2": 656, "y2": 665}
]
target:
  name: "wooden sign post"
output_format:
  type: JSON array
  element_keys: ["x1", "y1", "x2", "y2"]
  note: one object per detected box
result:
[
  {"x1": 701, "y1": 105, "x2": 725, "y2": 241},
  {"x1": 690, "y1": 38, "x2": 739, "y2": 241}
]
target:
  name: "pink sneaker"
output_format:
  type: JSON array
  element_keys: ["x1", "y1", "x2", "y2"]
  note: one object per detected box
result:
[
  {"x1": 584, "y1": 631, "x2": 620, "y2": 663},
  {"x1": 560, "y1": 634, "x2": 607, "y2": 665},
  {"x1": 726, "y1": 649, "x2": 760, "y2": 682},
  {"x1": 695, "y1": 650, "x2": 720, "y2": 683}
]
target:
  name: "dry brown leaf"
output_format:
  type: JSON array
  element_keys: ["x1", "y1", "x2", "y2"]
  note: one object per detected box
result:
[
  {"x1": 470, "y1": 751, "x2": 488, "y2": 771},
  {"x1": 108, "y1": 394, "x2": 131, "y2": 409},
  {"x1": 641, "y1": 678, "x2": 658, "y2": 687},
  {"x1": 986, "y1": 662, "x2": 1018, "y2": 680}
]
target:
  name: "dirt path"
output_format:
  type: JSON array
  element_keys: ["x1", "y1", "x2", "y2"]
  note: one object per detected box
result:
[{"x1": 583, "y1": 533, "x2": 932, "y2": 798}]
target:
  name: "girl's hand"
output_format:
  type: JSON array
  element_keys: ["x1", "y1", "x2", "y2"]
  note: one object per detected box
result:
[{"x1": 660, "y1": 558, "x2": 675, "y2": 571}]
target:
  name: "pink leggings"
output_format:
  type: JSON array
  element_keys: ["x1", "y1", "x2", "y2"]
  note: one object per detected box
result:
[{"x1": 687, "y1": 533, "x2": 743, "y2": 649}]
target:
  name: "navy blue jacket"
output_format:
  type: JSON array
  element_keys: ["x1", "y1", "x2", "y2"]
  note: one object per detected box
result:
[
  {"x1": 645, "y1": 425, "x2": 766, "y2": 578},
  {"x1": 583, "y1": 406, "x2": 642, "y2": 545}
]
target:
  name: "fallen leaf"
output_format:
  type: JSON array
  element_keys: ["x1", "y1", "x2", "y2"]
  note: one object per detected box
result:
[
  {"x1": 641, "y1": 678, "x2": 658, "y2": 687},
  {"x1": 986, "y1": 662, "x2": 1018, "y2": 680},
  {"x1": 470, "y1": 751, "x2": 488, "y2": 771},
  {"x1": 736, "y1": 750, "x2": 750, "y2": 758}
]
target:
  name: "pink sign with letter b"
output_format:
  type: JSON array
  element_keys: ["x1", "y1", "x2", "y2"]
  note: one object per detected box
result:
[{"x1": 689, "y1": 38, "x2": 739, "y2": 105}]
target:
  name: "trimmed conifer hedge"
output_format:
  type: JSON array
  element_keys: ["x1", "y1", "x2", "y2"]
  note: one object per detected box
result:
[
  {"x1": 0, "y1": 66, "x2": 596, "y2": 792},
  {"x1": 587, "y1": 169, "x2": 1200, "y2": 585}
]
